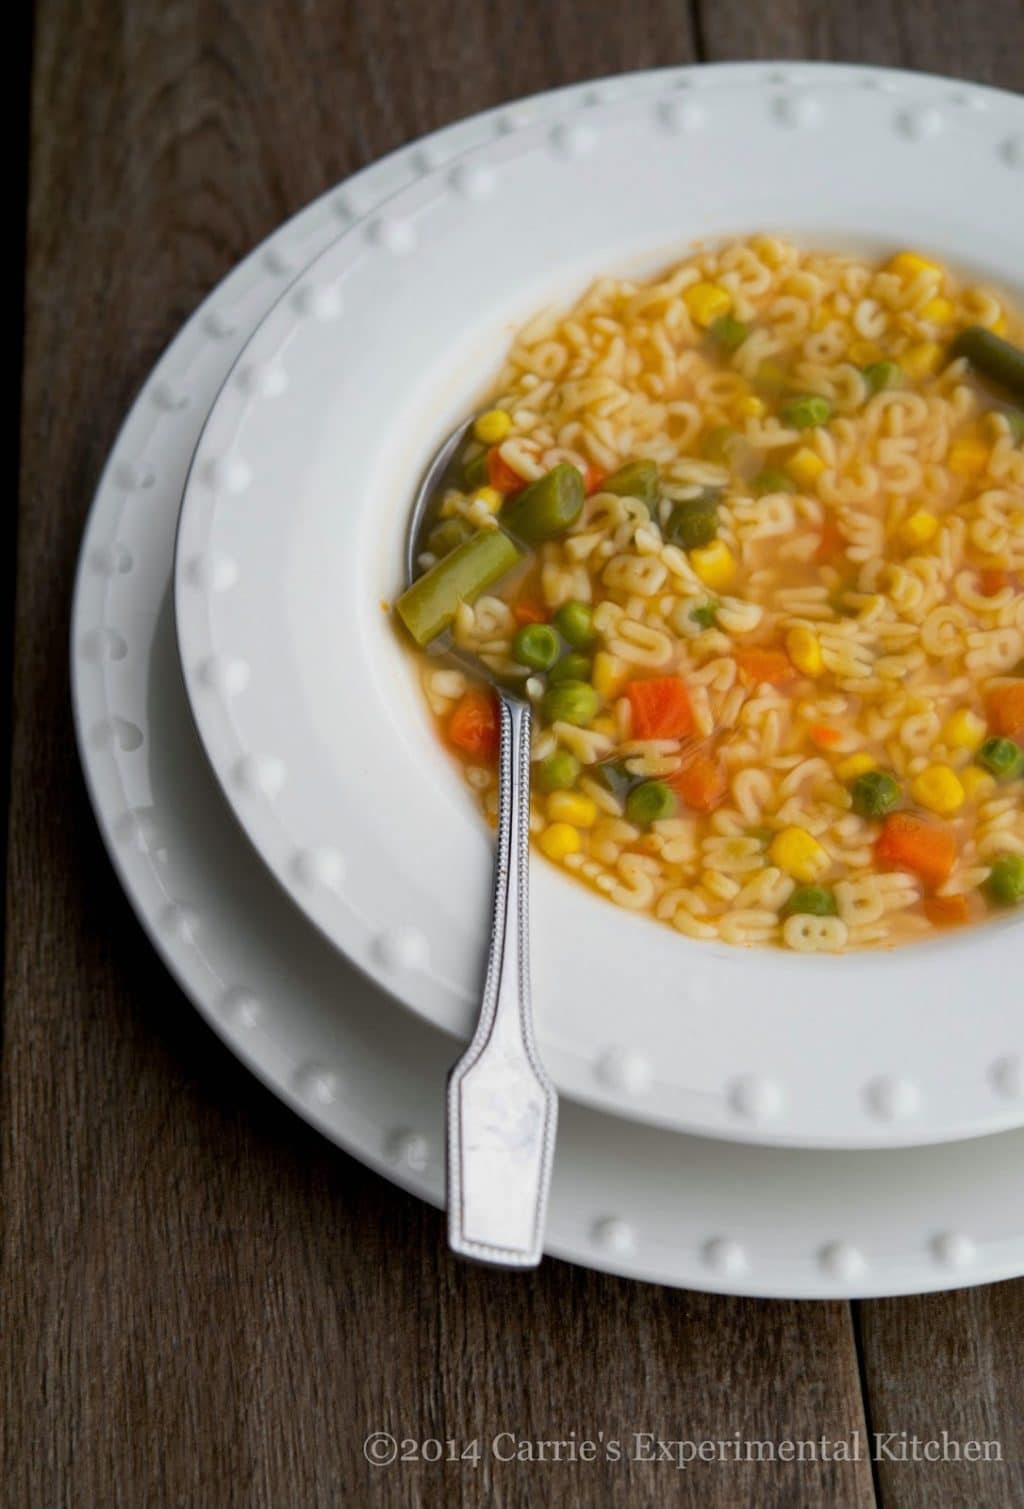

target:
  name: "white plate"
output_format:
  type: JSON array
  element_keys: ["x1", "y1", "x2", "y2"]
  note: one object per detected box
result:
[
  {"x1": 75, "y1": 66, "x2": 1024, "y2": 1296},
  {"x1": 175, "y1": 64, "x2": 1024, "y2": 1150}
]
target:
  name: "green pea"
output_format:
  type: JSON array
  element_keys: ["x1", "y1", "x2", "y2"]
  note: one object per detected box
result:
[
  {"x1": 751, "y1": 468, "x2": 791, "y2": 496},
  {"x1": 986, "y1": 853, "x2": 1024, "y2": 906},
  {"x1": 625, "y1": 780, "x2": 678, "y2": 827},
  {"x1": 602, "y1": 459, "x2": 660, "y2": 510},
  {"x1": 702, "y1": 426, "x2": 742, "y2": 464},
  {"x1": 665, "y1": 497, "x2": 719, "y2": 550},
  {"x1": 541, "y1": 680, "x2": 600, "y2": 728},
  {"x1": 977, "y1": 736, "x2": 1024, "y2": 781},
  {"x1": 499, "y1": 462, "x2": 584, "y2": 544},
  {"x1": 782, "y1": 395, "x2": 833, "y2": 430},
  {"x1": 850, "y1": 769, "x2": 901, "y2": 819},
  {"x1": 547, "y1": 653, "x2": 592, "y2": 685},
  {"x1": 690, "y1": 603, "x2": 718, "y2": 630},
  {"x1": 553, "y1": 600, "x2": 596, "y2": 649},
  {"x1": 462, "y1": 450, "x2": 489, "y2": 489},
  {"x1": 426, "y1": 517, "x2": 474, "y2": 558},
  {"x1": 536, "y1": 750, "x2": 581, "y2": 793},
  {"x1": 708, "y1": 315, "x2": 750, "y2": 353},
  {"x1": 782, "y1": 885, "x2": 839, "y2": 919},
  {"x1": 863, "y1": 361, "x2": 902, "y2": 395},
  {"x1": 511, "y1": 623, "x2": 559, "y2": 671}
]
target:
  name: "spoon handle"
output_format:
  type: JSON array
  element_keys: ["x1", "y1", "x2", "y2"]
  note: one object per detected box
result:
[{"x1": 446, "y1": 693, "x2": 558, "y2": 1267}]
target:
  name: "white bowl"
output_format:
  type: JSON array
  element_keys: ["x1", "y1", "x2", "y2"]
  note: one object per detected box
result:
[{"x1": 175, "y1": 63, "x2": 1024, "y2": 1148}]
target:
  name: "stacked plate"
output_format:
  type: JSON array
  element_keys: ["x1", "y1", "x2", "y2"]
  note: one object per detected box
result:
[{"x1": 73, "y1": 63, "x2": 1024, "y2": 1298}]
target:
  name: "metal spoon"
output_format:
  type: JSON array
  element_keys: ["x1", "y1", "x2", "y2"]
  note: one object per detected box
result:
[{"x1": 405, "y1": 421, "x2": 557, "y2": 1268}]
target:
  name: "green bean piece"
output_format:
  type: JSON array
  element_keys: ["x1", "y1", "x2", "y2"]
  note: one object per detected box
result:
[
  {"x1": 396, "y1": 528, "x2": 522, "y2": 646},
  {"x1": 553, "y1": 599, "x2": 596, "y2": 649},
  {"x1": 863, "y1": 361, "x2": 902, "y2": 395},
  {"x1": 708, "y1": 315, "x2": 750, "y2": 353},
  {"x1": 511, "y1": 623, "x2": 560, "y2": 671},
  {"x1": 665, "y1": 497, "x2": 719, "y2": 550},
  {"x1": 986, "y1": 853, "x2": 1024, "y2": 906},
  {"x1": 602, "y1": 459, "x2": 660, "y2": 510},
  {"x1": 701, "y1": 426, "x2": 742, "y2": 464},
  {"x1": 462, "y1": 450, "x2": 489, "y2": 490},
  {"x1": 950, "y1": 326, "x2": 1024, "y2": 404},
  {"x1": 690, "y1": 603, "x2": 718, "y2": 630},
  {"x1": 977, "y1": 736, "x2": 1024, "y2": 782},
  {"x1": 426, "y1": 517, "x2": 475, "y2": 558},
  {"x1": 499, "y1": 462, "x2": 585, "y2": 543},
  {"x1": 782, "y1": 394, "x2": 833, "y2": 430},
  {"x1": 541, "y1": 680, "x2": 600, "y2": 728},
  {"x1": 547, "y1": 653, "x2": 592, "y2": 686},
  {"x1": 592, "y1": 760, "x2": 633, "y2": 799},
  {"x1": 625, "y1": 780, "x2": 678, "y2": 827},
  {"x1": 755, "y1": 359, "x2": 789, "y2": 396},
  {"x1": 782, "y1": 885, "x2": 839, "y2": 918},
  {"x1": 536, "y1": 749, "x2": 581, "y2": 793},
  {"x1": 850, "y1": 769, "x2": 901, "y2": 819},
  {"x1": 751, "y1": 468, "x2": 791, "y2": 496}
]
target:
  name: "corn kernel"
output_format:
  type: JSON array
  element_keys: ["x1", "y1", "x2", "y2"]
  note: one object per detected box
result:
[
  {"x1": 898, "y1": 510, "x2": 939, "y2": 547},
  {"x1": 786, "y1": 625, "x2": 824, "y2": 677},
  {"x1": 546, "y1": 791, "x2": 598, "y2": 828},
  {"x1": 901, "y1": 341, "x2": 943, "y2": 379},
  {"x1": 849, "y1": 339, "x2": 883, "y2": 365},
  {"x1": 538, "y1": 822, "x2": 582, "y2": 862},
  {"x1": 911, "y1": 764, "x2": 965, "y2": 816},
  {"x1": 948, "y1": 431, "x2": 990, "y2": 476},
  {"x1": 593, "y1": 651, "x2": 629, "y2": 700},
  {"x1": 471, "y1": 485, "x2": 503, "y2": 513},
  {"x1": 684, "y1": 281, "x2": 732, "y2": 328},
  {"x1": 993, "y1": 315, "x2": 1009, "y2": 336},
  {"x1": 889, "y1": 251, "x2": 943, "y2": 281},
  {"x1": 769, "y1": 826, "x2": 830, "y2": 883},
  {"x1": 961, "y1": 767, "x2": 996, "y2": 803},
  {"x1": 943, "y1": 708, "x2": 986, "y2": 752},
  {"x1": 591, "y1": 715, "x2": 618, "y2": 737},
  {"x1": 921, "y1": 296, "x2": 954, "y2": 324},
  {"x1": 473, "y1": 408, "x2": 512, "y2": 445},
  {"x1": 690, "y1": 540, "x2": 737, "y2": 590},
  {"x1": 738, "y1": 395, "x2": 765, "y2": 418},
  {"x1": 837, "y1": 752, "x2": 877, "y2": 781},
  {"x1": 786, "y1": 448, "x2": 826, "y2": 488}
]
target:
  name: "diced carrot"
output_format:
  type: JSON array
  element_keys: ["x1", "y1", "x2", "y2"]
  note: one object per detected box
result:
[
  {"x1": 583, "y1": 463, "x2": 607, "y2": 495},
  {"x1": 626, "y1": 677, "x2": 694, "y2": 740},
  {"x1": 448, "y1": 687, "x2": 500, "y2": 760},
  {"x1": 876, "y1": 812, "x2": 956, "y2": 890},
  {"x1": 924, "y1": 894, "x2": 971, "y2": 929},
  {"x1": 818, "y1": 518, "x2": 844, "y2": 562},
  {"x1": 486, "y1": 447, "x2": 526, "y2": 494},
  {"x1": 670, "y1": 752, "x2": 727, "y2": 812},
  {"x1": 735, "y1": 646, "x2": 793, "y2": 687},
  {"x1": 980, "y1": 567, "x2": 1009, "y2": 596},
  {"x1": 986, "y1": 681, "x2": 1024, "y2": 741},
  {"x1": 809, "y1": 724, "x2": 842, "y2": 748},
  {"x1": 512, "y1": 600, "x2": 547, "y2": 625}
]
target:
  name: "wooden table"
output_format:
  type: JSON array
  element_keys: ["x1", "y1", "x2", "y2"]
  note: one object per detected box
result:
[{"x1": 5, "y1": 4, "x2": 1024, "y2": 1505}]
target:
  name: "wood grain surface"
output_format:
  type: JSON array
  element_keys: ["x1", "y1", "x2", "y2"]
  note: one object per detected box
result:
[{"x1": 3, "y1": 3, "x2": 1024, "y2": 1505}]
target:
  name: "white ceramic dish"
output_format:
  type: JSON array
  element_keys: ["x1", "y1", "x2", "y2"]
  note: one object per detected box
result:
[
  {"x1": 175, "y1": 64, "x2": 1024, "y2": 1150},
  {"x1": 74, "y1": 65, "x2": 1024, "y2": 1295}
]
